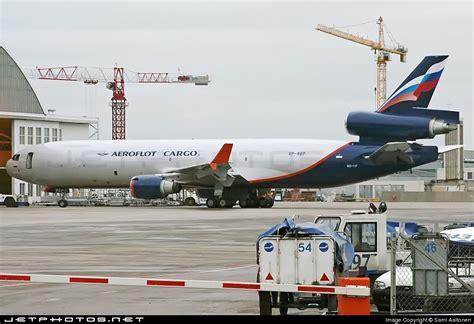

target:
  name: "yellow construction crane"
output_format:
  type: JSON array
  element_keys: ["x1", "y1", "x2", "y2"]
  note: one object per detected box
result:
[{"x1": 316, "y1": 17, "x2": 407, "y2": 109}]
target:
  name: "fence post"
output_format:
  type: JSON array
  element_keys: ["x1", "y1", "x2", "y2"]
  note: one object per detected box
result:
[{"x1": 390, "y1": 232, "x2": 397, "y2": 315}]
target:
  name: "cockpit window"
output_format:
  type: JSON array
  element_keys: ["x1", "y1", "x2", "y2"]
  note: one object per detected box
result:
[
  {"x1": 26, "y1": 152, "x2": 33, "y2": 169},
  {"x1": 12, "y1": 154, "x2": 20, "y2": 161}
]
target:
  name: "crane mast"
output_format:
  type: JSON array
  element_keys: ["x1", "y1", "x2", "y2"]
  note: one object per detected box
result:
[
  {"x1": 316, "y1": 16, "x2": 407, "y2": 109},
  {"x1": 110, "y1": 67, "x2": 126, "y2": 140}
]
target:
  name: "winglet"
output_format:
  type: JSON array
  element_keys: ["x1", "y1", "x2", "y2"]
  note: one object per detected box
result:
[{"x1": 210, "y1": 143, "x2": 233, "y2": 170}]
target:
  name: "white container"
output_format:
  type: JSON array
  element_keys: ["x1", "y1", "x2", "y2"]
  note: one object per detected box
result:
[{"x1": 258, "y1": 236, "x2": 335, "y2": 285}]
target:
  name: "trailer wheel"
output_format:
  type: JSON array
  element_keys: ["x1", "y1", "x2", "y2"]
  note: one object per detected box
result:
[
  {"x1": 5, "y1": 197, "x2": 18, "y2": 208},
  {"x1": 259, "y1": 291, "x2": 272, "y2": 315},
  {"x1": 58, "y1": 199, "x2": 68, "y2": 208},
  {"x1": 279, "y1": 292, "x2": 289, "y2": 315},
  {"x1": 184, "y1": 197, "x2": 196, "y2": 206},
  {"x1": 328, "y1": 295, "x2": 338, "y2": 313}
]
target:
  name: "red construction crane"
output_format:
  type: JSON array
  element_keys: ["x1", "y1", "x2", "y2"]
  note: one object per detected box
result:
[{"x1": 32, "y1": 66, "x2": 210, "y2": 139}]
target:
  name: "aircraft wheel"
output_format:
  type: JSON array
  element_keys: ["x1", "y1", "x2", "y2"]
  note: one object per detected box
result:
[
  {"x1": 258, "y1": 197, "x2": 268, "y2": 208},
  {"x1": 226, "y1": 200, "x2": 235, "y2": 208},
  {"x1": 265, "y1": 198, "x2": 274, "y2": 208},
  {"x1": 206, "y1": 198, "x2": 217, "y2": 208},
  {"x1": 218, "y1": 198, "x2": 228, "y2": 208},
  {"x1": 250, "y1": 198, "x2": 260, "y2": 208},
  {"x1": 238, "y1": 199, "x2": 248, "y2": 208},
  {"x1": 58, "y1": 199, "x2": 68, "y2": 208}
]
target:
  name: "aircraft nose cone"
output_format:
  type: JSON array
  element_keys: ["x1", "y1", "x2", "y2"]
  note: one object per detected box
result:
[{"x1": 6, "y1": 158, "x2": 17, "y2": 177}]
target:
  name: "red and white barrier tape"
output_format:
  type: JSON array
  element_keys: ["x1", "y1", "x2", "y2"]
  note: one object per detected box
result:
[{"x1": 0, "y1": 273, "x2": 369, "y2": 296}]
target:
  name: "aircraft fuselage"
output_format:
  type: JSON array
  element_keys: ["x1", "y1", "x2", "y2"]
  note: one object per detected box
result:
[{"x1": 6, "y1": 138, "x2": 438, "y2": 190}]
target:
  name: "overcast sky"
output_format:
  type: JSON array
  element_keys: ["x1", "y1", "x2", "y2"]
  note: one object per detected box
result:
[{"x1": 1, "y1": 0, "x2": 472, "y2": 148}]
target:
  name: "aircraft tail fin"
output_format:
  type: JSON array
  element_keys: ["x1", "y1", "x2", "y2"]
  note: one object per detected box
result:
[{"x1": 378, "y1": 55, "x2": 448, "y2": 114}]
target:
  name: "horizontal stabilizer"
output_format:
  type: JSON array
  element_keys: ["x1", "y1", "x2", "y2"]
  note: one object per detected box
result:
[
  {"x1": 386, "y1": 108, "x2": 460, "y2": 124},
  {"x1": 368, "y1": 142, "x2": 413, "y2": 164},
  {"x1": 438, "y1": 145, "x2": 463, "y2": 154}
]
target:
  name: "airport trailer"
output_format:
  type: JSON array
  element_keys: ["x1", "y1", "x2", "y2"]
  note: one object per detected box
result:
[{"x1": 257, "y1": 233, "x2": 348, "y2": 315}]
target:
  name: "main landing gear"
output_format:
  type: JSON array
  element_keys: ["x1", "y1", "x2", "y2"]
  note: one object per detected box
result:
[
  {"x1": 205, "y1": 196, "x2": 274, "y2": 209},
  {"x1": 205, "y1": 197, "x2": 236, "y2": 208}
]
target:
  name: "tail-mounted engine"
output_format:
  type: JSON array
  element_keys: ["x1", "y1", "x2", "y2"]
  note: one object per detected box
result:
[{"x1": 346, "y1": 110, "x2": 459, "y2": 142}]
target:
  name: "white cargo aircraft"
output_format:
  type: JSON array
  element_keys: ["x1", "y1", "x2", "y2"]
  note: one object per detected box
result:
[{"x1": 6, "y1": 56, "x2": 460, "y2": 208}]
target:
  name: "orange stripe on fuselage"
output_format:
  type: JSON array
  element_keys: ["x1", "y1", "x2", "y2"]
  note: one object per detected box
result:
[{"x1": 249, "y1": 142, "x2": 352, "y2": 184}]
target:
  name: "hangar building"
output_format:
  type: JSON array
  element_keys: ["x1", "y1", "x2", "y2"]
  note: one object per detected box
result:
[{"x1": 0, "y1": 46, "x2": 97, "y2": 201}]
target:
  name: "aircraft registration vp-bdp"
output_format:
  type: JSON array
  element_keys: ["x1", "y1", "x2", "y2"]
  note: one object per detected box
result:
[{"x1": 7, "y1": 56, "x2": 461, "y2": 208}]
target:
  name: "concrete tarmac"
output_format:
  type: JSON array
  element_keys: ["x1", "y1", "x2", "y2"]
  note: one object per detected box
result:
[{"x1": 0, "y1": 202, "x2": 473, "y2": 315}]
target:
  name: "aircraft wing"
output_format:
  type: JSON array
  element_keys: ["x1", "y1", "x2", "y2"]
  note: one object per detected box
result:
[
  {"x1": 367, "y1": 142, "x2": 414, "y2": 164},
  {"x1": 438, "y1": 145, "x2": 463, "y2": 154},
  {"x1": 159, "y1": 143, "x2": 236, "y2": 187}
]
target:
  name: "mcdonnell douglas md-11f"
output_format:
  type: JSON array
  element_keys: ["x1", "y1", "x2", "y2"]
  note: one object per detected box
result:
[{"x1": 7, "y1": 56, "x2": 461, "y2": 208}]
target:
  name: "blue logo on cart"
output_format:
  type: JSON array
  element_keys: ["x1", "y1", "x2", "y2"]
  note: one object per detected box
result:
[
  {"x1": 264, "y1": 242, "x2": 274, "y2": 252},
  {"x1": 319, "y1": 242, "x2": 329, "y2": 252}
]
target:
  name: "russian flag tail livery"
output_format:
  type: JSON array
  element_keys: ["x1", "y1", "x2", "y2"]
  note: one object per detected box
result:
[{"x1": 378, "y1": 55, "x2": 448, "y2": 114}]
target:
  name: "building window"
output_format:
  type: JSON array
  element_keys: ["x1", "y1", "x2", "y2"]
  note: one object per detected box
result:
[
  {"x1": 59, "y1": 129, "x2": 62, "y2": 141},
  {"x1": 27, "y1": 127, "x2": 33, "y2": 145},
  {"x1": 19, "y1": 183, "x2": 25, "y2": 195},
  {"x1": 36, "y1": 185, "x2": 42, "y2": 197},
  {"x1": 36, "y1": 128, "x2": 42, "y2": 144},
  {"x1": 19, "y1": 126, "x2": 25, "y2": 144},
  {"x1": 28, "y1": 183, "x2": 33, "y2": 196},
  {"x1": 359, "y1": 185, "x2": 373, "y2": 199},
  {"x1": 374, "y1": 185, "x2": 390, "y2": 200},
  {"x1": 44, "y1": 128, "x2": 50, "y2": 143},
  {"x1": 468, "y1": 172, "x2": 473, "y2": 180},
  {"x1": 390, "y1": 185, "x2": 404, "y2": 192},
  {"x1": 52, "y1": 128, "x2": 58, "y2": 142}
]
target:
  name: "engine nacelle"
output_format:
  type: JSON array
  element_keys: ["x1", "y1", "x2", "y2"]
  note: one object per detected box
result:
[
  {"x1": 346, "y1": 111, "x2": 457, "y2": 141},
  {"x1": 130, "y1": 175, "x2": 181, "y2": 199}
]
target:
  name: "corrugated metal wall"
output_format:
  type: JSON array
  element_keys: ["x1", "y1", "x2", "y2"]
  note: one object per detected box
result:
[
  {"x1": 0, "y1": 47, "x2": 44, "y2": 115},
  {"x1": 444, "y1": 123, "x2": 464, "y2": 180}
]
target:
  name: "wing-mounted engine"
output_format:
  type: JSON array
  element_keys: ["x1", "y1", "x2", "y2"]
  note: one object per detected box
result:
[
  {"x1": 346, "y1": 110, "x2": 458, "y2": 143},
  {"x1": 130, "y1": 175, "x2": 181, "y2": 199}
]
